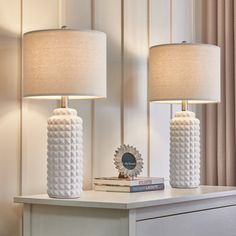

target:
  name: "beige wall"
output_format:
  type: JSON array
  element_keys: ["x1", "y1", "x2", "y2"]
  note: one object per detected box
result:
[
  {"x1": 0, "y1": 0, "x2": 197, "y2": 235},
  {"x1": 0, "y1": 0, "x2": 21, "y2": 235}
]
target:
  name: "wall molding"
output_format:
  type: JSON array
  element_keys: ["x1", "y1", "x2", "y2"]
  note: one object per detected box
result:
[{"x1": 20, "y1": 0, "x2": 196, "y2": 193}]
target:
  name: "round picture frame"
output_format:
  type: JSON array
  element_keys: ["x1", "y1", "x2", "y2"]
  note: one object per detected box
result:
[{"x1": 114, "y1": 144, "x2": 143, "y2": 179}]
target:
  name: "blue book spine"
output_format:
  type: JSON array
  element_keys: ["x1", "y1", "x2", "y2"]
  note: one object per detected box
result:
[{"x1": 130, "y1": 183, "x2": 165, "y2": 192}]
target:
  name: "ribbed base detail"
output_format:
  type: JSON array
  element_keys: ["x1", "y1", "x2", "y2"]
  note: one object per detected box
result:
[
  {"x1": 47, "y1": 108, "x2": 83, "y2": 198},
  {"x1": 169, "y1": 111, "x2": 200, "y2": 188}
]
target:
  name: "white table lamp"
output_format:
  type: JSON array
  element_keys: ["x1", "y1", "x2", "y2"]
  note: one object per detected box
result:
[
  {"x1": 149, "y1": 43, "x2": 220, "y2": 188},
  {"x1": 23, "y1": 29, "x2": 106, "y2": 198}
]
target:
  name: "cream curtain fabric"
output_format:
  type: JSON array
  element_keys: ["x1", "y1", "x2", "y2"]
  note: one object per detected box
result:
[{"x1": 203, "y1": 0, "x2": 236, "y2": 185}]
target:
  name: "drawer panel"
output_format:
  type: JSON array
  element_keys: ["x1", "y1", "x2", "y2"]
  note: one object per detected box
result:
[{"x1": 137, "y1": 206, "x2": 236, "y2": 236}]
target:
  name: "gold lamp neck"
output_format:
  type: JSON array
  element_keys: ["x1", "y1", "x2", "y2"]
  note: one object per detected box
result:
[
  {"x1": 61, "y1": 96, "x2": 69, "y2": 108},
  {"x1": 181, "y1": 100, "x2": 188, "y2": 111}
]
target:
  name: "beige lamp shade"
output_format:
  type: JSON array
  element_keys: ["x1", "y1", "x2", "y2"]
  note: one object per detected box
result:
[
  {"x1": 23, "y1": 29, "x2": 106, "y2": 99},
  {"x1": 149, "y1": 43, "x2": 220, "y2": 103}
]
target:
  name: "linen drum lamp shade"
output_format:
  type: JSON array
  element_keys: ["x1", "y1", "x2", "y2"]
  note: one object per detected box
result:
[
  {"x1": 149, "y1": 44, "x2": 220, "y2": 104},
  {"x1": 23, "y1": 29, "x2": 106, "y2": 99},
  {"x1": 22, "y1": 29, "x2": 107, "y2": 199},
  {"x1": 149, "y1": 43, "x2": 220, "y2": 188}
]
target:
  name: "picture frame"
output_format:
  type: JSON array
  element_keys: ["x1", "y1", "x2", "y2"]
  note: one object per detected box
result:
[{"x1": 114, "y1": 144, "x2": 143, "y2": 179}]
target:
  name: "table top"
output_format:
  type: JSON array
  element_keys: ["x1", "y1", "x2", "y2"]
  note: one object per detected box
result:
[{"x1": 14, "y1": 186, "x2": 236, "y2": 209}]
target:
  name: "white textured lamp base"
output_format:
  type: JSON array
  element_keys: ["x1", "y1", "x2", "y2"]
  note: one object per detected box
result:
[
  {"x1": 47, "y1": 108, "x2": 83, "y2": 198},
  {"x1": 170, "y1": 111, "x2": 200, "y2": 188}
]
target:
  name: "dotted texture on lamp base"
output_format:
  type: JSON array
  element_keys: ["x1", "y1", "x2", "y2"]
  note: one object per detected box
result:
[
  {"x1": 47, "y1": 108, "x2": 83, "y2": 198},
  {"x1": 170, "y1": 111, "x2": 200, "y2": 188}
]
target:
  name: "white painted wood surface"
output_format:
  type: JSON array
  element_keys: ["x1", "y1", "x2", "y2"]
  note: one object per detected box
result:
[
  {"x1": 93, "y1": 0, "x2": 122, "y2": 178},
  {"x1": 149, "y1": 0, "x2": 171, "y2": 180},
  {"x1": 23, "y1": 204, "x2": 31, "y2": 236},
  {"x1": 14, "y1": 186, "x2": 236, "y2": 209},
  {"x1": 137, "y1": 206, "x2": 236, "y2": 236},
  {"x1": 123, "y1": 0, "x2": 148, "y2": 176},
  {"x1": 16, "y1": 186, "x2": 236, "y2": 236},
  {"x1": 193, "y1": 0, "x2": 205, "y2": 184},
  {"x1": 31, "y1": 205, "x2": 129, "y2": 236}
]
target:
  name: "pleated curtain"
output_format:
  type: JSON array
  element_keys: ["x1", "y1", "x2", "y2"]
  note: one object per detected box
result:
[{"x1": 202, "y1": 0, "x2": 236, "y2": 185}]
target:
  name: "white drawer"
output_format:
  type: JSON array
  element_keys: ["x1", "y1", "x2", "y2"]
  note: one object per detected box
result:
[{"x1": 137, "y1": 206, "x2": 236, "y2": 236}]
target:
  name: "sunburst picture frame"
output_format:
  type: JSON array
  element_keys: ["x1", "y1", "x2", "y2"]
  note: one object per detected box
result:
[{"x1": 114, "y1": 144, "x2": 143, "y2": 179}]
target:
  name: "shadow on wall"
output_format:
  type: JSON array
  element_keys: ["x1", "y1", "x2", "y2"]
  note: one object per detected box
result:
[
  {"x1": 0, "y1": 27, "x2": 22, "y2": 236},
  {"x1": 0, "y1": 29, "x2": 21, "y2": 105}
]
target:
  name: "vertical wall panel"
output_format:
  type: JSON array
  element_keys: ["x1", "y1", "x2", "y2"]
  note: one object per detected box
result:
[
  {"x1": 193, "y1": 0, "x2": 205, "y2": 183},
  {"x1": 23, "y1": 0, "x2": 59, "y2": 32},
  {"x1": 65, "y1": 0, "x2": 92, "y2": 30},
  {"x1": 171, "y1": 0, "x2": 194, "y2": 116},
  {"x1": 22, "y1": 0, "x2": 59, "y2": 194},
  {"x1": 123, "y1": 0, "x2": 148, "y2": 176},
  {"x1": 149, "y1": 0, "x2": 171, "y2": 46},
  {"x1": 93, "y1": 0, "x2": 122, "y2": 178},
  {"x1": 21, "y1": 0, "x2": 196, "y2": 193},
  {"x1": 65, "y1": 0, "x2": 93, "y2": 190},
  {"x1": 172, "y1": 0, "x2": 193, "y2": 43},
  {"x1": 149, "y1": 0, "x2": 195, "y2": 181},
  {"x1": 0, "y1": 0, "x2": 197, "y2": 234},
  {"x1": 193, "y1": 0, "x2": 203, "y2": 43},
  {"x1": 0, "y1": 0, "x2": 21, "y2": 235},
  {"x1": 149, "y1": 0, "x2": 171, "y2": 180}
]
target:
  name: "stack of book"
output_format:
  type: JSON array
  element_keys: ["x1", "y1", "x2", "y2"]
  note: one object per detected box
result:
[{"x1": 93, "y1": 177, "x2": 164, "y2": 193}]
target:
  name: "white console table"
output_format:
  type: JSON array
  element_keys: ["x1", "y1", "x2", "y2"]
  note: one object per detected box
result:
[{"x1": 14, "y1": 186, "x2": 236, "y2": 236}]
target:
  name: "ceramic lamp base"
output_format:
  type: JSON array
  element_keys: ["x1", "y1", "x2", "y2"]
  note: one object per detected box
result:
[
  {"x1": 169, "y1": 111, "x2": 200, "y2": 188},
  {"x1": 47, "y1": 108, "x2": 83, "y2": 198}
]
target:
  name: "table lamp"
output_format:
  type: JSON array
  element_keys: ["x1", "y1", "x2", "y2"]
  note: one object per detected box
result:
[
  {"x1": 23, "y1": 29, "x2": 106, "y2": 198},
  {"x1": 149, "y1": 43, "x2": 220, "y2": 188}
]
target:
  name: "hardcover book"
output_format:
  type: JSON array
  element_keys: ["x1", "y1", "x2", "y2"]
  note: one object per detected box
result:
[
  {"x1": 93, "y1": 177, "x2": 164, "y2": 187},
  {"x1": 94, "y1": 183, "x2": 165, "y2": 193}
]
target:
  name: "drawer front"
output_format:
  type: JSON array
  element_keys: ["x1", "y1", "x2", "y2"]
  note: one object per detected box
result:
[
  {"x1": 137, "y1": 206, "x2": 236, "y2": 236},
  {"x1": 30, "y1": 205, "x2": 129, "y2": 236}
]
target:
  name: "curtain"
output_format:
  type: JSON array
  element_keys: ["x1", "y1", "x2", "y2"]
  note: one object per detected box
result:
[{"x1": 202, "y1": 0, "x2": 236, "y2": 186}]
